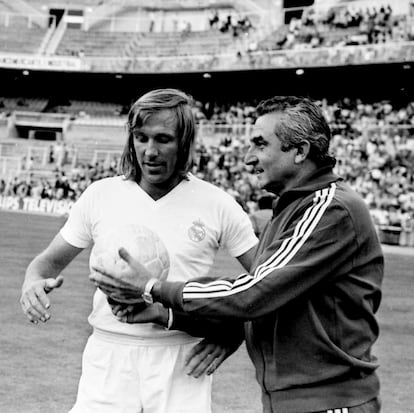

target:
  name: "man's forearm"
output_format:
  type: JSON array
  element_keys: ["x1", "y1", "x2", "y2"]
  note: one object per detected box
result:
[{"x1": 23, "y1": 254, "x2": 62, "y2": 287}]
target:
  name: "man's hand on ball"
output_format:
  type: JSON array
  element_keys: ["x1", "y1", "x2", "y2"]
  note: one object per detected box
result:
[{"x1": 90, "y1": 247, "x2": 152, "y2": 302}]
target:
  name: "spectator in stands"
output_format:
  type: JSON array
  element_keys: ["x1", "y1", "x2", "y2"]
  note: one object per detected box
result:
[
  {"x1": 149, "y1": 11, "x2": 155, "y2": 32},
  {"x1": 48, "y1": 144, "x2": 55, "y2": 164},
  {"x1": 208, "y1": 9, "x2": 219, "y2": 29},
  {"x1": 20, "y1": 88, "x2": 258, "y2": 413},
  {"x1": 54, "y1": 141, "x2": 65, "y2": 168},
  {"x1": 219, "y1": 14, "x2": 233, "y2": 33},
  {"x1": 253, "y1": 2, "x2": 409, "y2": 58},
  {"x1": 91, "y1": 95, "x2": 384, "y2": 413},
  {"x1": 16, "y1": 98, "x2": 27, "y2": 107},
  {"x1": 399, "y1": 210, "x2": 414, "y2": 247}
]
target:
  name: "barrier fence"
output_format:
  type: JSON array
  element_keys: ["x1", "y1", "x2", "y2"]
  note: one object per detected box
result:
[
  {"x1": 0, "y1": 41, "x2": 414, "y2": 73},
  {"x1": 0, "y1": 194, "x2": 412, "y2": 246}
]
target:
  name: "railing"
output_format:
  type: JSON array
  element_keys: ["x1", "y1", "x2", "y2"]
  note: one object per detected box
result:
[
  {"x1": 76, "y1": 41, "x2": 414, "y2": 73},
  {"x1": 114, "y1": 0, "x2": 233, "y2": 7},
  {"x1": 0, "y1": 143, "x2": 18, "y2": 157},
  {"x1": 26, "y1": 146, "x2": 48, "y2": 168},
  {"x1": 91, "y1": 149, "x2": 122, "y2": 167},
  {"x1": 0, "y1": 156, "x2": 22, "y2": 177},
  {"x1": 197, "y1": 122, "x2": 253, "y2": 142}
]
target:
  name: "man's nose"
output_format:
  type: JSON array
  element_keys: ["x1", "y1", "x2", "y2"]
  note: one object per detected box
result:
[
  {"x1": 244, "y1": 148, "x2": 257, "y2": 166},
  {"x1": 145, "y1": 140, "x2": 158, "y2": 157}
]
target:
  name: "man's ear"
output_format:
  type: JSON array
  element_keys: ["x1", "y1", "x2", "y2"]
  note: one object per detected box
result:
[{"x1": 294, "y1": 140, "x2": 310, "y2": 164}]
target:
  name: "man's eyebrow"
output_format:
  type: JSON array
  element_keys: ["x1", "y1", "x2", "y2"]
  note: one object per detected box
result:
[
  {"x1": 133, "y1": 130, "x2": 175, "y2": 140},
  {"x1": 251, "y1": 135, "x2": 265, "y2": 143}
]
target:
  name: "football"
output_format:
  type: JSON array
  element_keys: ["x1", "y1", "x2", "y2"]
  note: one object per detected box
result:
[{"x1": 92, "y1": 224, "x2": 170, "y2": 304}]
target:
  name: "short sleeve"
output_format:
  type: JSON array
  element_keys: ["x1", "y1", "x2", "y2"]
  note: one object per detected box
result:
[
  {"x1": 219, "y1": 196, "x2": 258, "y2": 257},
  {"x1": 60, "y1": 185, "x2": 94, "y2": 249}
]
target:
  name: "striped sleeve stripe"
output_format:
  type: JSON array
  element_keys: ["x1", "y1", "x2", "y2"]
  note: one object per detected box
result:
[
  {"x1": 254, "y1": 186, "x2": 331, "y2": 279},
  {"x1": 255, "y1": 185, "x2": 335, "y2": 279},
  {"x1": 185, "y1": 273, "x2": 252, "y2": 291},
  {"x1": 183, "y1": 184, "x2": 336, "y2": 300},
  {"x1": 185, "y1": 279, "x2": 236, "y2": 289}
]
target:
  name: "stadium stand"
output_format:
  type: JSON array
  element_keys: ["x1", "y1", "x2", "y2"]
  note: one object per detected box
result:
[
  {"x1": 257, "y1": 3, "x2": 411, "y2": 51},
  {"x1": 0, "y1": 13, "x2": 50, "y2": 54},
  {"x1": 0, "y1": 97, "x2": 48, "y2": 113},
  {"x1": 1, "y1": 0, "x2": 413, "y2": 73},
  {"x1": 56, "y1": 28, "x2": 237, "y2": 58},
  {"x1": 0, "y1": 0, "x2": 414, "y2": 246},
  {"x1": 1, "y1": 97, "x2": 414, "y2": 247}
]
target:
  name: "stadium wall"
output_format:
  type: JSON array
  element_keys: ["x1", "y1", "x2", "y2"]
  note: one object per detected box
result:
[
  {"x1": 0, "y1": 194, "x2": 73, "y2": 216},
  {"x1": 0, "y1": 195, "x2": 409, "y2": 246}
]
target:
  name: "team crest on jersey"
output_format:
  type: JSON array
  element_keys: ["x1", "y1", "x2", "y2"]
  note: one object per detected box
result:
[{"x1": 188, "y1": 219, "x2": 206, "y2": 242}]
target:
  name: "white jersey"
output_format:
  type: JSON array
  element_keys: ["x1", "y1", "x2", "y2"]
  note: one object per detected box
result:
[{"x1": 60, "y1": 174, "x2": 258, "y2": 344}]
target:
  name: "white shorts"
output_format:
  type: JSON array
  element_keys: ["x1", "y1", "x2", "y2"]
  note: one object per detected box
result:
[{"x1": 69, "y1": 332, "x2": 212, "y2": 413}]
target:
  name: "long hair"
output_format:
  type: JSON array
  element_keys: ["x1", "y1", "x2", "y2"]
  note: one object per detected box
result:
[
  {"x1": 256, "y1": 96, "x2": 336, "y2": 168},
  {"x1": 119, "y1": 88, "x2": 196, "y2": 181}
]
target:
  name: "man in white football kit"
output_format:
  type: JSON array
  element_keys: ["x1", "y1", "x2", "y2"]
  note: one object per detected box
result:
[{"x1": 20, "y1": 88, "x2": 258, "y2": 413}]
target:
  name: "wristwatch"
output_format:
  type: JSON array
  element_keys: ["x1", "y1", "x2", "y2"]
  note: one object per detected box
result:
[{"x1": 141, "y1": 278, "x2": 158, "y2": 305}]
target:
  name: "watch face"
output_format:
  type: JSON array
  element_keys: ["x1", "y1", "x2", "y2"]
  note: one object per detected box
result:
[
  {"x1": 142, "y1": 292, "x2": 153, "y2": 305},
  {"x1": 142, "y1": 278, "x2": 157, "y2": 305}
]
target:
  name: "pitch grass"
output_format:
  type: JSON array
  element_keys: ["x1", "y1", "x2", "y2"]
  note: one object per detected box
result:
[{"x1": 0, "y1": 211, "x2": 413, "y2": 413}]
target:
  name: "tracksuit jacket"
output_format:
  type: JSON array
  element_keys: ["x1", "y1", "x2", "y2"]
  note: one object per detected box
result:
[{"x1": 164, "y1": 165, "x2": 384, "y2": 412}]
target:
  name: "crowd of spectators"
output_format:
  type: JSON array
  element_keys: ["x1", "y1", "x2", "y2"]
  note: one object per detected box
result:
[
  {"x1": 82, "y1": 2, "x2": 414, "y2": 74},
  {"x1": 235, "y1": 3, "x2": 414, "y2": 72},
  {"x1": 1, "y1": 97, "x2": 414, "y2": 246},
  {"x1": 260, "y1": 3, "x2": 413, "y2": 52},
  {"x1": 191, "y1": 97, "x2": 414, "y2": 246},
  {"x1": 0, "y1": 157, "x2": 118, "y2": 202},
  {"x1": 208, "y1": 9, "x2": 254, "y2": 38}
]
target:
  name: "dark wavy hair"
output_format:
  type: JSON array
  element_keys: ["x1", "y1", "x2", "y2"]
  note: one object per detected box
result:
[
  {"x1": 119, "y1": 88, "x2": 196, "y2": 182},
  {"x1": 256, "y1": 96, "x2": 336, "y2": 168}
]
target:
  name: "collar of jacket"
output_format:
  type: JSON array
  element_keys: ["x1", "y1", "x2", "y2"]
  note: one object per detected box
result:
[{"x1": 271, "y1": 165, "x2": 343, "y2": 214}]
